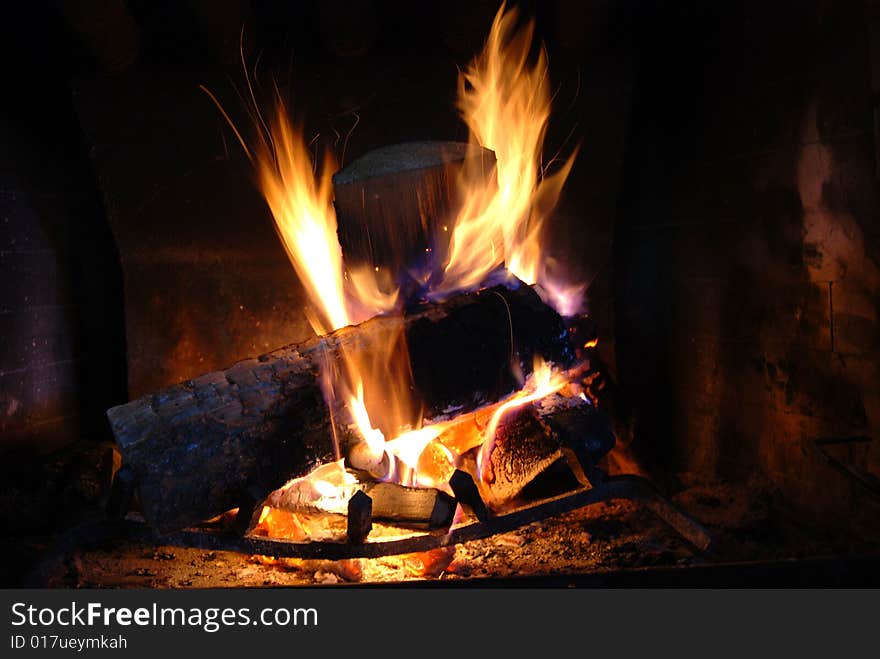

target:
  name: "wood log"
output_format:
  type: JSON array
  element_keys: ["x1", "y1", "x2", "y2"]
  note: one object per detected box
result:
[
  {"x1": 333, "y1": 141, "x2": 496, "y2": 295},
  {"x1": 269, "y1": 474, "x2": 455, "y2": 531},
  {"x1": 107, "y1": 279, "x2": 575, "y2": 534},
  {"x1": 360, "y1": 482, "x2": 456, "y2": 528},
  {"x1": 481, "y1": 407, "x2": 564, "y2": 505},
  {"x1": 481, "y1": 395, "x2": 616, "y2": 505}
]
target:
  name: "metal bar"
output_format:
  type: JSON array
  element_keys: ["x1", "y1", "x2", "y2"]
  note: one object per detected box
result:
[
  {"x1": 122, "y1": 475, "x2": 712, "y2": 559},
  {"x1": 813, "y1": 435, "x2": 880, "y2": 499}
]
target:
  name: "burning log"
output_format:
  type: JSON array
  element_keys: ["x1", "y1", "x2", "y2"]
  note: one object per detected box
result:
[
  {"x1": 107, "y1": 279, "x2": 574, "y2": 534},
  {"x1": 266, "y1": 472, "x2": 456, "y2": 531},
  {"x1": 482, "y1": 395, "x2": 615, "y2": 505},
  {"x1": 481, "y1": 407, "x2": 564, "y2": 504},
  {"x1": 333, "y1": 141, "x2": 496, "y2": 292}
]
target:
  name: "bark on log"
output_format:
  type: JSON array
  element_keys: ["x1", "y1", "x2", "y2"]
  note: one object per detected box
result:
[
  {"x1": 333, "y1": 141, "x2": 496, "y2": 295},
  {"x1": 107, "y1": 280, "x2": 575, "y2": 534},
  {"x1": 347, "y1": 491, "x2": 372, "y2": 544}
]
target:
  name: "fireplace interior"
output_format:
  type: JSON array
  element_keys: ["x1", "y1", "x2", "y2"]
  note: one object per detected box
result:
[{"x1": 2, "y1": 0, "x2": 879, "y2": 588}]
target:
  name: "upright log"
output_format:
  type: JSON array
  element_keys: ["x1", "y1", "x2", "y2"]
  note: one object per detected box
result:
[
  {"x1": 107, "y1": 280, "x2": 575, "y2": 534},
  {"x1": 333, "y1": 141, "x2": 496, "y2": 294}
]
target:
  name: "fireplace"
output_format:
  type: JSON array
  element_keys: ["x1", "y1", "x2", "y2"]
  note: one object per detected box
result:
[{"x1": 2, "y1": 0, "x2": 879, "y2": 588}]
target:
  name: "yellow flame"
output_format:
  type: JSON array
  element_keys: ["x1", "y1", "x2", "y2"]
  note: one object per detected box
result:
[
  {"x1": 229, "y1": 92, "x2": 419, "y2": 459},
  {"x1": 348, "y1": 383, "x2": 387, "y2": 458},
  {"x1": 254, "y1": 103, "x2": 351, "y2": 335},
  {"x1": 439, "y1": 3, "x2": 577, "y2": 295},
  {"x1": 385, "y1": 425, "x2": 447, "y2": 470},
  {"x1": 207, "y1": 5, "x2": 585, "y2": 498},
  {"x1": 378, "y1": 356, "x2": 570, "y2": 489}
]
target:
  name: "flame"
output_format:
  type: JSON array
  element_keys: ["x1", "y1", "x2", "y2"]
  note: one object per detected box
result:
[
  {"x1": 204, "y1": 81, "x2": 420, "y2": 462},
  {"x1": 348, "y1": 384, "x2": 387, "y2": 460},
  {"x1": 200, "y1": 81, "x2": 398, "y2": 334},
  {"x1": 206, "y1": 5, "x2": 586, "y2": 507},
  {"x1": 385, "y1": 425, "x2": 446, "y2": 470},
  {"x1": 254, "y1": 104, "x2": 351, "y2": 335},
  {"x1": 247, "y1": 98, "x2": 418, "y2": 465},
  {"x1": 437, "y1": 3, "x2": 578, "y2": 300},
  {"x1": 379, "y1": 356, "x2": 570, "y2": 489}
]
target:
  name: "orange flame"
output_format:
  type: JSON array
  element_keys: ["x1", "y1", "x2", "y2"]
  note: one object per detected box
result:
[
  {"x1": 378, "y1": 356, "x2": 570, "y2": 490},
  {"x1": 202, "y1": 76, "x2": 417, "y2": 458},
  {"x1": 243, "y1": 95, "x2": 415, "y2": 461},
  {"x1": 438, "y1": 3, "x2": 578, "y2": 301},
  {"x1": 206, "y1": 5, "x2": 585, "y2": 504},
  {"x1": 199, "y1": 82, "x2": 397, "y2": 336},
  {"x1": 254, "y1": 101, "x2": 350, "y2": 335}
]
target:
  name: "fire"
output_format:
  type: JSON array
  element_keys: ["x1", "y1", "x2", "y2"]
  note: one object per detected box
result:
[
  {"x1": 199, "y1": 84, "x2": 395, "y2": 335},
  {"x1": 381, "y1": 356, "x2": 570, "y2": 489},
  {"x1": 246, "y1": 97, "x2": 418, "y2": 469},
  {"x1": 437, "y1": 3, "x2": 578, "y2": 303},
  {"x1": 476, "y1": 356, "x2": 569, "y2": 480},
  {"x1": 205, "y1": 3, "x2": 586, "y2": 522},
  {"x1": 202, "y1": 79, "x2": 417, "y2": 460}
]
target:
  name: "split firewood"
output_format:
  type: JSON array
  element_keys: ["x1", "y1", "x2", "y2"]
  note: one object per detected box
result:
[
  {"x1": 107, "y1": 279, "x2": 575, "y2": 534},
  {"x1": 265, "y1": 470, "x2": 455, "y2": 531},
  {"x1": 480, "y1": 407, "x2": 564, "y2": 505},
  {"x1": 481, "y1": 394, "x2": 616, "y2": 505}
]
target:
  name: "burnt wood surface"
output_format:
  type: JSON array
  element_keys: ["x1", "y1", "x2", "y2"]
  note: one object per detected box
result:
[
  {"x1": 483, "y1": 395, "x2": 616, "y2": 505},
  {"x1": 346, "y1": 491, "x2": 372, "y2": 544},
  {"x1": 482, "y1": 408, "x2": 565, "y2": 505},
  {"x1": 107, "y1": 281, "x2": 575, "y2": 534}
]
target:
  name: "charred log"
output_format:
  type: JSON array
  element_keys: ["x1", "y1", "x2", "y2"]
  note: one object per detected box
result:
[
  {"x1": 481, "y1": 407, "x2": 564, "y2": 505},
  {"x1": 482, "y1": 395, "x2": 615, "y2": 505},
  {"x1": 107, "y1": 280, "x2": 575, "y2": 534},
  {"x1": 266, "y1": 473, "x2": 456, "y2": 531}
]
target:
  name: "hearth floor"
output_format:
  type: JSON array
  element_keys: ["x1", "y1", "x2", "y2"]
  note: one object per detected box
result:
[{"x1": 32, "y1": 477, "x2": 880, "y2": 587}]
